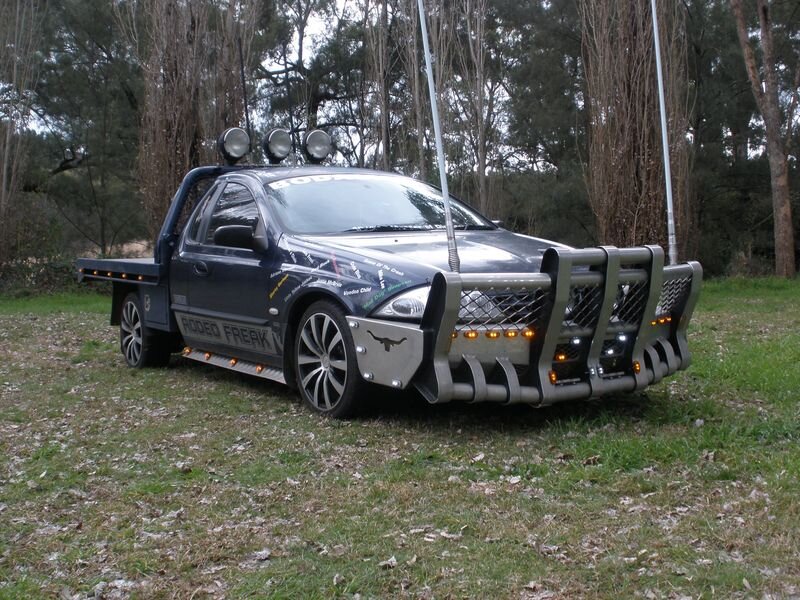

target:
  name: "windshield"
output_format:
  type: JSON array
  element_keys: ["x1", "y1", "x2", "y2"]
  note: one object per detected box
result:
[{"x1": 264, "y1": 173, "x2": 494, "y2": 234}]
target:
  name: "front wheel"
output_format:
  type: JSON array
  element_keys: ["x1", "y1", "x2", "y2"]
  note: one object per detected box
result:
[
  {"x1": 294, "y1": 301, "x2": 366, "y2": 418},
  {"x1": 120, "y1": 292, "x2": 171, "y2": 368}
]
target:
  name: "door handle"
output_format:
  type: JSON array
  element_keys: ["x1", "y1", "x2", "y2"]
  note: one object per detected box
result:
[{"x1": 193, "y1": 261, "x2": 210, "y2": 277}]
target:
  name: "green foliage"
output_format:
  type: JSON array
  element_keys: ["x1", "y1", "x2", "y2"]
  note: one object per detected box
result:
[{"x1": 30, "y1": 0, "x2": 146, "y2": 255}]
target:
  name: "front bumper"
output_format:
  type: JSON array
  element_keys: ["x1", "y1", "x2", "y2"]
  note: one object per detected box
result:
[{"x1": 347, "y1": 246, "x2": 702, "y2": 406}]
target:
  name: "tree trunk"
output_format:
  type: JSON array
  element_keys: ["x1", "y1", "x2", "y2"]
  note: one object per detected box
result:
[{"x1": 730, "y1": 0, "x2": 796, "y2": 277}]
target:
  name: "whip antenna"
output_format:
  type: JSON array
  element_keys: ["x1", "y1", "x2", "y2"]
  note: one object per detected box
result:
[
  {"x1": 237, "y1": 37, "x2": 252, "y2": 144},
  {"x1": 650, "y1": 0, "x2": 678, "y2": 265},
  {"x1": 416, "y1": 0, "x2": 460, "y2": 272}
]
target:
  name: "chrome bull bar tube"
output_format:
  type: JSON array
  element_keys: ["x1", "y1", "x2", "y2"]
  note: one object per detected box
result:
[{"x1": 415, "y1": 246, "x2": 702, "y2": 406}]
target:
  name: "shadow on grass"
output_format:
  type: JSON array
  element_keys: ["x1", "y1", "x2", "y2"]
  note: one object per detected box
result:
[{"x1": 166, "y1": 355, "x2": 709, "y2": 436}]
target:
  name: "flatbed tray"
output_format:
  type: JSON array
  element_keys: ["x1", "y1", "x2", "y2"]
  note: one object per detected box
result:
[{"x1": 76, "y1": 257, "x2": 161, "y2": 284}]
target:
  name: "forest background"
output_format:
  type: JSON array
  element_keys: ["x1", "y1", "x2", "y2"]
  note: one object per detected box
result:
[{"x1": 1, "y1": 0, "x2": 798, "y2": 285}]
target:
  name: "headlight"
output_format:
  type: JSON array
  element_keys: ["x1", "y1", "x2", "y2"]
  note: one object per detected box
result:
[{"x1": 373, "y1": 286, "x2": 431, "y2": 320}]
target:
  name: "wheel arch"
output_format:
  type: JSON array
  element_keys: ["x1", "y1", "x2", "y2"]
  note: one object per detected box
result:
[
  {"x1": 282, "y1": 290, "x2": 352, "y2": 391},
  {"x1": 111, "y1": 283, "x2": 140, "y2": 326}
]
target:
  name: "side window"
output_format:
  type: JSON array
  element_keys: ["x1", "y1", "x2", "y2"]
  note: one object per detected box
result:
[
  {"x1": 187, "y1": 183, "x2": 219, "y2": 242},
  {"x1": 205, "y1": 183, "x2": 260, "y2": 245}
]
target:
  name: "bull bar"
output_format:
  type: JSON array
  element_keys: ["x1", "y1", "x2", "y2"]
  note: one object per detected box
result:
[{"x1": 349, "y1": 246, "x2": 702, "y2": 406}]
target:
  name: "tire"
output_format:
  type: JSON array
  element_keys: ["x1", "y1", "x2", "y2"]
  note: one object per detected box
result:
[
  {"x1": 294, "y1": 300, "x2": 366, "y2": 418},
  {"x1": 120, "y1": 292, "x2": 172, "y2": 368}
]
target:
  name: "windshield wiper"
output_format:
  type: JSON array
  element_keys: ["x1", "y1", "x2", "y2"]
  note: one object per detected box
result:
[
  {"x1": 342, "y1": 224, "x2": 435, "y2": 233},
  {"x1": 454, "y1": 224, "x2": 495, "y2": 231}
]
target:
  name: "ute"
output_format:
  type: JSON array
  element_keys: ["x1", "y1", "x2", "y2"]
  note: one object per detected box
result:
[{"x1": 77, "y1": 127, "x2": 702, "y2": 417}]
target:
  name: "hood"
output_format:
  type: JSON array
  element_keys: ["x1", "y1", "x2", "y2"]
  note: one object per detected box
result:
[{"x1": 303, "y1": 229, "x2": 567, "y2": 275}]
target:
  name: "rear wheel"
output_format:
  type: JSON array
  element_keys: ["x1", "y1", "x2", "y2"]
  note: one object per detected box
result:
[
  {"x1": 294, "y1": 301, "x2": 365, "y2": 418},
  {"x1": 120, "y1": 292, "x2": 171, "y2": 368}
]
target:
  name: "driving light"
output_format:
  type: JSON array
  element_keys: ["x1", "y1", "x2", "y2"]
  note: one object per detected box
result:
[
  {"x1": 374, "y1": 286, "x2": 430, "y2": 320},
  {"x1": 303, "y1": 129, "x2": 332, "y2": 163},
  {"x1": 504, "y1": 330, "x2": 518, "y2": 338},
  {"x1": 464, "y1": 330, "x2": 479, "y2": 339},
  {"x1": 485, "y1": 330, "x2": 500, "y2": 339},
  {"x1": 522, "y1": 328, "x2": 535, "y2": 339},
  {"x1": 217, "y1": 127, "x2": 250, "y2": 164},
  {"x1": 263, "y1": 128, "x2": 291, "y2": 164}
]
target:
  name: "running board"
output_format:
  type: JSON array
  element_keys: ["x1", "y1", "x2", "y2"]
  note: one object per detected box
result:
[{"x1": 181, "y1": 348, "x2": 286, "y2": 385}]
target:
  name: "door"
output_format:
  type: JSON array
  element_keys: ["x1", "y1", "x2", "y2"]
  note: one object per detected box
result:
[{"x1": 176, "y1": 179, "x2": 281, "y2": 363}]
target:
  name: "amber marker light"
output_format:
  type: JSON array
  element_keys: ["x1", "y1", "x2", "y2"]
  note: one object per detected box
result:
[
  {"x1": 256, "y1": 365, "x2": 264, "y2": 374},
  {"x1": 183, "y1": 347, "x2": 191, "y2": 355},
  {"x1": 92, "y1": 270, "x2": 98, "y2": 275},
  {"x1": 633, "y1": 361, "x2": 641, "y2": 374},
  {"x1": 548, "y1": 370, "x2": 558, "y2": 384},
  {"x1": 556, "y1": 352, "x2": 567, "y2": 362},
  {"x1": 204, "y1": 352, "x2": 212, "y2": 361},
  {"x1": 464, "y1": 330, "x2": 479, "y2": 340},
  {"x1": 650, "y1": 320, "x2": 658, "y2": 326},
  {"x1": 121, "y1": 273, "x2": 127, "y2": 279},
  {"x1": 504, "y1": 330, "x2": 518, "y2": 339},
  {"x1": 107, "y1": 272, "x2": 112, "y2": 277},
  {"x1": 486, "y1": 330, "x2": 500, "y2": 339},
  {"x1": 522, "y1": 328, "x2": 535, "y2": 339},
  {"x1": 666, "y1": 316, "x2": 673, "y2": 323},
  {"x1": 137, "y1": 275, "x2": 143, "y2": 281},
  {"x1": 230, "y1": 358, "x2": 238, "y2": 367},
  {"x1": 451, "y1": 331, "x2": 458, "y2": 339}
]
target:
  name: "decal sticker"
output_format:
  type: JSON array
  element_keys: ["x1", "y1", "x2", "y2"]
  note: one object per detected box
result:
[
  {"x1": 269, "y1": 273, "x2": 290, "y2": 299},
  {"x1": 317, "y1": 278, "x2": 342, "y2": 288},
  {"x1": 279, "y1": 238, "x2": 298, "y2": 263},
  {"x1": 330, "y1": 252, "x2": 340, "y2": 276},
  {"x1": 268, "y1": 173, "x2": 388, "y2": 190},
  {"x1": 343, "y1": 286, "x2": 372, "y2": 297},
  {"x1": 368, "y1": 330, "x2": 407, "y2": 352},
  {"x1": 363, "y1": 258, "x2": 405, "y2": 277},
  {"x1": 350, "y1": 261, "x2": 362, "y2": 279},
  {"x1": 144, "y1": 294, "x2": 151, "y2": 312},
  {"x1": 363, "y1": 280, "x2": 412, "y2": 310},
  {"x1": 284, "y1": 275, "x2": 314, "y2": 302},
  {"x1": 177, "y1": 314, "x2": 276, "y2": 353}
]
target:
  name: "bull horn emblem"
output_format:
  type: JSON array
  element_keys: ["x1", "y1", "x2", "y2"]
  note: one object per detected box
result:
[{"x1": 367, "y1": 330, "x2": 407, "y2": 352}]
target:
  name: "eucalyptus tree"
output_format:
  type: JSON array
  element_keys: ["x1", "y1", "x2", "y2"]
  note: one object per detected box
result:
[
  {"x1": 31, "y1": 0, "x2": 145, "y2": 256},
  {"x1": 730, "y1": 0, "x2": 798, "y2": 277}
]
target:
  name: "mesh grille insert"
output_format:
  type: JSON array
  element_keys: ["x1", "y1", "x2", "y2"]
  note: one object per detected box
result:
[
  {"x1": 658, "y1": 277, "x2": 692, "y2": 314},
  {"x1": 612, "y1": 280, "x2": 649, "y2": 325},
  {"x1": 563, "y1": 285, "x2": 603, "y2": 330},
  {"x1": 457, "y1": 287, "x2": 550, "y2": 328}
]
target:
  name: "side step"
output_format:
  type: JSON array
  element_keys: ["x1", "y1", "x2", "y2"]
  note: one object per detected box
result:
[{"x1": 181, "y1": 348, "x2": 286, "y2": 385}]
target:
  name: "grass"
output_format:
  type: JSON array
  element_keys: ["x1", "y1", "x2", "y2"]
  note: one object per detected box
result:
[{"x1": 1, "y1": 279, "x2": 799, "y2": 598}]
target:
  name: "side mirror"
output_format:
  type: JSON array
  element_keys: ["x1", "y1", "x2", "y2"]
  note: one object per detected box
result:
[{"x1": 213, "y1": 225, "x2": 267, "y2": 252}]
